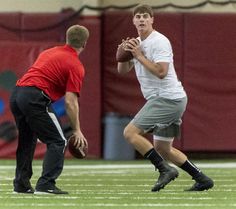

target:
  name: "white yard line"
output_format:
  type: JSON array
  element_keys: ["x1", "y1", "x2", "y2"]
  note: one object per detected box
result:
[
  {"x1": 0, "y1": 203, "x2": 236, "y2": 207},
  {"x1": 0, "y1": 195, "x2": 227, "y2": 200},
  {"x1": 1, "y1": 162, "x2": 236, "y2": 169}
]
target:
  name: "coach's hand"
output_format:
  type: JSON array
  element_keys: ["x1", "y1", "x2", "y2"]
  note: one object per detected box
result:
[{"x1": 72, "y1": 130, "x2": 88, "y2": 149}]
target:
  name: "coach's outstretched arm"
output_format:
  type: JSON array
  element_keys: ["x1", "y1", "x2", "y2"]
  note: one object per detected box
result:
[{"x1": 64, "y1": 92, "x2": 87, "y2": 148}]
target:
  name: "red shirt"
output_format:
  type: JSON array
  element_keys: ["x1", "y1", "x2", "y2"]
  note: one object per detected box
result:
[{"x1": 17, "y1": 45, "x2": 85, "y2": 101}]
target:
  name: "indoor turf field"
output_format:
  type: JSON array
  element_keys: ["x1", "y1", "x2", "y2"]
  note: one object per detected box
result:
[{"x1": 0, "y1": 159, "x2": 236, "y2": 209}]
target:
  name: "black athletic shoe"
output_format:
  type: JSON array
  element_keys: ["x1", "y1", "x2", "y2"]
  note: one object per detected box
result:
[
  {"x1": 35, "y1": 186, "x2": 68, "y2": 194},
  {"x1": 151, "y1": 166, "x2": 179, "y2": 192},
  {"x1": 13, "y1": 186, "x2": 35, "y2": 194},
  {"x1": 185, "y1": 172, "x2": 214, "y2": 191}
]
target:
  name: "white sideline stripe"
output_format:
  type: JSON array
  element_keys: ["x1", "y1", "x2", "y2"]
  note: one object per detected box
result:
[
  {"x1": 1, "y1": 203, "x2": 236, "y2": 207},
  {"x1": 0, "y1": 195, "x2": 184, "y2": 199},
  {"x1": 1, "y1": 162, "x2": 236, "y2": 169},
  {"x1": 0, "y1": 195, "x2": 225, "y2": 200}
]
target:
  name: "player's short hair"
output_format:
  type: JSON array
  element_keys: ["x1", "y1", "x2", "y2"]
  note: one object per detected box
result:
[
  {"x1": 66, "y1": 25, "x2": 89, "y2": 48},
  {"x1": 133, "y1": 4, "x2": 154, "y2": 17}
]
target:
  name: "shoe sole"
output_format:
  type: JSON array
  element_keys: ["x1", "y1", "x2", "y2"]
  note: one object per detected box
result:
[
  {"x1": 13, "y1": 191, "x2": 34, "y2": 194},
  {"x1": 35, "y1": 190, "x2": 68, "y2": 195},
  {"x1": 34, "y1": 191, "x2": 53, "y2": 195},
  {"x1": 152, "y1": 171, "x2": 179, "y2": 192}
]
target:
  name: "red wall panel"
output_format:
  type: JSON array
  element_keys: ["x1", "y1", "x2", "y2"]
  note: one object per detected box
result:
[
  {"x1": 0, "y1": 13, "x2": 21, "y2": 41},
  {"x1": 21, "y1": 13, "x2": 67, "y2": 42},
  {"x1": 76, "y1": 18, "x2": 102, "y2": 158},
  {"x1": 153, "y1": 13, "x2": 184, "y2": 81},
  {"x1": 183, "y1": 13, "x2": 236, "y2": 151}
]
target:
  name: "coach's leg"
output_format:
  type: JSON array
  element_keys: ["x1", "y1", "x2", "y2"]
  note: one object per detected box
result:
[
  {"x1": 10, "y1": 88, "x2": 36, "y2": 193},
  {"x1": 154, "y1": 139, "x2": 214, "y2": 191},
  {"x1": 16, "y1": 88, "x2": 68, "y2": 193},
  {"x1": 13, "y1": 118, "x2": 37, "y2": 193},
  {"x1": 30, "y1": 107, "x2": 67, "y2": 192}
]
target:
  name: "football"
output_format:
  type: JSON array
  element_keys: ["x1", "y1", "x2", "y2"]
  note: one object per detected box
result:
[
  {"x1": 68, "y1": 135, "x2": 88, "y2": 159},
  {"x1": 116, "y1": 44, "x2": 133, "y2": 62},
  {"x1": 116, "y1": 38, "x2": 139, "y2": 62}
]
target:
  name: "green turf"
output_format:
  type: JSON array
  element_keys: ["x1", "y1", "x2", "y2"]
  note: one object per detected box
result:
[{"x1": 0, "y1": 159, "x2": 236, "y2": 209}]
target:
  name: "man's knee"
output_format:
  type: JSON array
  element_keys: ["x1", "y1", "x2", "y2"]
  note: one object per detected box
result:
[
  {"x1": 123, "y1": 124, "x2": 139, "y2": 144},
  {"x1": 123, "y1": 125, "x2": 132, "y2": 141}
]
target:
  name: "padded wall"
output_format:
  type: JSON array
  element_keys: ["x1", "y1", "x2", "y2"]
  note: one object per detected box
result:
[
  {"x1": 183, "y1": 13, "x2": 236, "y2": 151},
  {"x1": 77, "y1": 18, "x2": 102, "y2": 158},
  {"x1": 0, "y1": 13, "x2": 21, "y2": 41},
  {"x1": 21, "y1": 13, "x2": 67, "y2": 42}
]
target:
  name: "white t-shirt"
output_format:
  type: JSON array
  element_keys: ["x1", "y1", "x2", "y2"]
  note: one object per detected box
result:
[{"x1": 133, "y1": 30, "x2": 186, "y2": 100}]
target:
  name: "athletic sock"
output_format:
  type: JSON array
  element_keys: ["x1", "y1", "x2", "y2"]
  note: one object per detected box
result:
[
  {"x1": 180, "y1": 160, "x2": 201, "y2": 178},
  {"x1": 144, "y1": 148, "x2": 164, "y2": 168}
]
